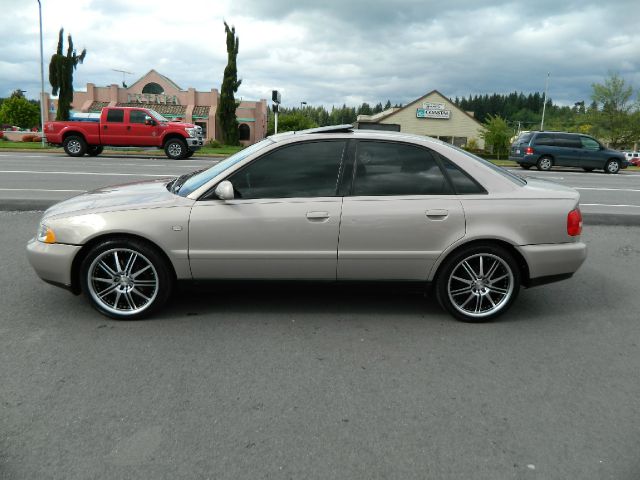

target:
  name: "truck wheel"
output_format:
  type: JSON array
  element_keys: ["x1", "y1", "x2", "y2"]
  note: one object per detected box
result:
[
  {"x1": 63, "y1": 135, "x2": 88, "y2": 157},
  {"x1": 87, "y1": 146, "x2": 104, "y2": 157},
  {"x1": 165, "y1": 139, "x2": 187, "y2": 160},
  {"x1": 184, "y1": 150, "x2": 195, "y2": 158}
]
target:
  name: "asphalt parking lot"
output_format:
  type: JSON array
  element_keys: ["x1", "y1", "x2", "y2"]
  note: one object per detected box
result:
[{"x1": 2, "y1": 210, "x2": 640, "y2": 479}]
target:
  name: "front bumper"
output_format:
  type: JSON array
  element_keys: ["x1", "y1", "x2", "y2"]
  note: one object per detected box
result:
[
  {"x1": 186, "y1": 136, "x2": 204, "y2": 149},
  {"x1": 26, "y1": 238, "x2": 82, "y2": 289},
  {"x1": 518, "y1": 241, "x2": 587, "y2": 283}
]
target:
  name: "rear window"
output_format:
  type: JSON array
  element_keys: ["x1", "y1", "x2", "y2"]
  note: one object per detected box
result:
[
  {"x1": 106, "y1": 109, "x2": 124, "y2": 123},
  {"x1": 514, "y1": 132, "x2": 533, "y2": 144}
]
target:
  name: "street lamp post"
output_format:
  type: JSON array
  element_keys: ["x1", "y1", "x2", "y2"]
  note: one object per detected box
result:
[
  {"x1": 540, "y1": 72, "x2": 550, "y2": 131},
  {"x1": 300, "y1": 101, "x2": 307, "y2": 110},
  {"x1": 37, "y1": 0, "x2": 46, "y2": 147}
]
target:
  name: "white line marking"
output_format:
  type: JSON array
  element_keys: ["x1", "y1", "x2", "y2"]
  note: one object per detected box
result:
[
  {"x1": 0, "y1": 170, "x2": 169, "y2": 177},
  {"x1": 581, "y1": 203, "x2": 640, "y2": 208},
  {"x1": 0, "y1": 188, "x2": 85, "y2": 192},
  {"x1": 576, "y1": 187, "x2": 640, "y2": 192}
]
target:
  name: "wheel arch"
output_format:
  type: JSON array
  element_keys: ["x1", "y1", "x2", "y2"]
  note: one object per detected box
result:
[
  {"x1": 431, "y1": 238, "x2": 531, "y2": 287},
  {"x1": 162, "y1": 133, "x2": 188, "y2": 149},
  {"x1": 62, "y1": 130, "x2": 87, "y2": 143},
  {"x1": 69, "y1": 233, "x2": 178, "y2": 295}
]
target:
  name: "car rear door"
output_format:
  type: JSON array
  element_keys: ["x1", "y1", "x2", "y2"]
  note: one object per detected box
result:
[
  {"x1": 100, "y1": 108, "x2": 129, "y2": 146},
  {"x1": 188, "y1": 140, "x2": 346, "y2": 280},
  {"x1": 337, "y1": 140, "x2": 466, "y2": 281},
  {"x1": 556, "y1": 133, "x2": 583, "y2": 167}
]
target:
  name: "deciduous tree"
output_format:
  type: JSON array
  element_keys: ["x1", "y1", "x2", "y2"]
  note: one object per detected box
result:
[{"x1": 480, "y1": 115, "x2": 513, "y2": 159}]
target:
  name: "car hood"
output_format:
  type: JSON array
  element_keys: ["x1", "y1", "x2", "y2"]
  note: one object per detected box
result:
[{"x1": 43, "y1": 178, "x2": 193, "y2": 219}]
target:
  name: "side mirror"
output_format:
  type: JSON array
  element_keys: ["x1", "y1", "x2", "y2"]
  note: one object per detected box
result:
[
  {"x1": 214, "y1": 180, "x2": 235, "y2": 200},
  {"x1": 144, "y1": 116, "x2": 155, "y2": 126}
]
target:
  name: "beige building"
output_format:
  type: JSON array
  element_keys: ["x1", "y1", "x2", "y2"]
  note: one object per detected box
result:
[
  {"x1": 46, "y1": 69, "x2": 268, "y2": 145},
  {"x1": 356, "y1": 90, "x2": 485, "y2": 149}
]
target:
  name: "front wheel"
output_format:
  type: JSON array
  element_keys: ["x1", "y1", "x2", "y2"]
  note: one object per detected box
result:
[
  {"x1": 87, "y1": 146, "x2": 104, "y2": 156},
  {"x1": 164, "y1": 139, "x2": 187, "y2": 160},
  {"x1": 435, "y1": 244, "x2": 521, "y2": 322},
  {"x1": 63, "y1": 135, "x2": 87, "y2": 157},
  {"x1": 80, "y1": 239, "x2": 173, "y2": 320},
  {"x1": 184, "y1": 150, "x2": 195, "y2": 158},
  {"x1": 605, "y1": 159, "x2": 620, "y2": 174},
  {"x1": 536, "y1": 156, "x2": 553, "y2": 171}
]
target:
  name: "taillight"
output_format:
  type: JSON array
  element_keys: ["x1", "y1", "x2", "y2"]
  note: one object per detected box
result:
[
  {"x1": 567, "y1": 208, "x2": 582, "y2": 236},
  {"x1": 525, "y1": 146, "x2": 534, "y2": 155}
]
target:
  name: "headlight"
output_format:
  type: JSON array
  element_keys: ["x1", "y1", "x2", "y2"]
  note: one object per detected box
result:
[
  {"x1": 185, "y1": 127, "x2": 196, "y2": 137},
  {"x1": 37, "y1": 223, "x2": 57, "y2": 244}
]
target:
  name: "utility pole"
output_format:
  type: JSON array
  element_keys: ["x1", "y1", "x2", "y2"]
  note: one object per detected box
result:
[
  {"x1": 37, "y1": 0, "x2": 46, "y2": 147},
  {"x1": 540, "y1": 72, "x2": 550, "y2": 131},
  {"x1": 272, "y1": 90, "x2": 281, "y2": 134}
]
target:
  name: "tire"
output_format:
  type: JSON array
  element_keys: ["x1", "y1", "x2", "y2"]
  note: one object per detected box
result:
[
  {"x1": 63, "y1": 135, "x2": 87, "y2": 157},
  {"x1": 582, "y1": 167, "x2": 594, "y2": 172},
  {"x1": 184, "y1": 150, "x2": 195, "y2": 158},
  {"x1": 536, "y1": 156, "x2": 553, "y2": 171},
  {"x1": 435, "y1": 243, "x2": 521, "y2": 323},
  {"x1": 87, "y1": 146, "x2": 104, "y2": 157},
  {"x1": 519, "y1": 164, "x2": 532, "y2": 170},
  {"x1": 164, "y1": 138, "x2": 187, "y2": 160},
  {"x1": 605, "y1": 159, "x2": 620, "y2": 174},
  {"x1": 80, "y1": 238, "x2": 173, "y2": 320}
]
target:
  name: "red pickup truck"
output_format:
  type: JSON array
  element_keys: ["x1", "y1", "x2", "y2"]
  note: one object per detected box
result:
[{"x1": 44, "y1": 106, "x2": 204, "y2": 159}]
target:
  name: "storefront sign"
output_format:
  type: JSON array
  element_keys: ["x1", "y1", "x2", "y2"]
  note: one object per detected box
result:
[
  {"x1": 416, "y1": 107, "x2": 451, "y2": 119},
  {"x1": 127, "y1": 93, "x2": 180, "y2": 105}
]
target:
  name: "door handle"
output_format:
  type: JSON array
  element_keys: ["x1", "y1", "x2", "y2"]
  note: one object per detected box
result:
[
  {"x1": 426, "y1": 209, "x2": 448, "y2": 219},
  {"x1": 103, "y1": 125, "x2": 108, "y2": 130},
  {"x1": 306, "y1": 211, "x2": 330, "y2": 220},
  {"x1": 127, "y1": 126, "x2": 131, "y2": 130}
]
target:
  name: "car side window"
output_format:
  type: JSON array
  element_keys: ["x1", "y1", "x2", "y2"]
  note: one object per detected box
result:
[
  {"x1": 129, "y1": 110, "x2": 147, "y2": 124},
  {"x1": 533, "y1": 133, "x2": 555, "y2": 146},
  {"x1": 438, "y1": 156, "x2": 487, "y2": 194},
  {"x1": 227, "y1": 141, "x2": 345, "y2": 199},
  {"x1": 106, "y1": 109, "x2": 124, "y2": 123},
  {"x1": 556, "y1": 134, "x2": 581, "y2": 148},
  {"x1": 580, "y1": 137, "x2": 600, "y2": 151},
  {"x1": 352, "y1": 141, "x2": 453, "y2": 196}
]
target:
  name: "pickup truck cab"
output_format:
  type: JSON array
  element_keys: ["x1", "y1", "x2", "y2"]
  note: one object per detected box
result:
[{"x1": 45, "y1": 107, "x2": 204, "y2": 159}]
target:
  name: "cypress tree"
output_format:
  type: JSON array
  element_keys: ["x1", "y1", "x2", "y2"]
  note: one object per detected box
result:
[
  {"x1": 218, "y1": 22, "x2": 241, "y2": 145},
  {"x1": 49, "y1": 28, "x2": 86, "y2": 121}
]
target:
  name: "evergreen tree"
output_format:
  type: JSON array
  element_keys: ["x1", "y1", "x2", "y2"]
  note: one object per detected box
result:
[
  {"x1": 218, "y1": 22, "x2": 242, "y2": 145},
  {"x1": 48, "y1": 28, "x2": 86, "y2": 121}
]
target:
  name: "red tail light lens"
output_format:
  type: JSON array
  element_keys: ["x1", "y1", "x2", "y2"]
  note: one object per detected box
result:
[
  {"x1": 525, "y1": 146, "x2": 534, "y2": 155},
  {"x1": 567, "y1": 208, "x2": 582, "y2": 236}
]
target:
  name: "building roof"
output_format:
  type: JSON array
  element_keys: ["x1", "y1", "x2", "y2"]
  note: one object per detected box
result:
[
  {"x1": 192, "y1": 106, "x2": 210, "y2": 118},
  {"x1": 128, "y1": 69, "x2": 183, "y2": 92}
]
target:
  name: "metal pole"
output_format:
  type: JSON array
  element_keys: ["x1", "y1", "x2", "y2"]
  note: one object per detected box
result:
[
  {"x1": 37, "y1": 0, "x2": 46, "y2": 147},
  {"x1": 275, "y1": 110, "x2": 278, "y2": 134},
  {"x1": 540, "y1": 72, "x2": 549, "y2": 131}
]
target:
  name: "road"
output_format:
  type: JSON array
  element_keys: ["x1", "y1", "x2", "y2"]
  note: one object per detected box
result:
[
  {"x1": 1, "y1": 152, "x2": 639, "y2": 224},
  {"x1": 2, "y1": 211, "x2": 640, "y2": 479}
]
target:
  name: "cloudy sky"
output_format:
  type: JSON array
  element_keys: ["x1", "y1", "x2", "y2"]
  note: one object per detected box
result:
[{"x1": 2, "y1": 0, "x2": 639, "y2": 108}]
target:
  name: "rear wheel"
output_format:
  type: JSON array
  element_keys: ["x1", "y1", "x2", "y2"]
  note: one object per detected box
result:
[
  {"x1": 80, "y1": 239, "x2": 173, "y2": 320},
  {"x1": 63, "y1": 135, "x2": 87, "y2": 157},
  {"x1": 164, "y1": 138, "x2": 187, "y2": 160},
  {"x1": 435, "y1": 244, "x2": 521, "y2": 322},
  {"x1": 536, "y1": 156, "x2": 553, "y2": 171},
  {"x1": 87, "y1": 146, "x2": 104, "y2": 156},
  {"x1": 605, "y1": 159, "x2": 620, "y2": 174}
]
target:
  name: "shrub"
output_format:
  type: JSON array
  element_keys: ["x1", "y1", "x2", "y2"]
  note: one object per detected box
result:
[
  {"x1": 208, "y1": 139, "x2": 222, "y2": 148},
  {"x1": 32, "y1": 136, "x2": 42, "y2": 142},
  {"x1": 22, "y1": 134, "x2": 35, "y2": 142}
]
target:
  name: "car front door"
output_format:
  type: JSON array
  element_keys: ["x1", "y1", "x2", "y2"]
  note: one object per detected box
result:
[
  {"x1": 127, "y1": 109, "x2": 162, "y2": 146},
  {"x1": 579, "y1": 136, "x2": 605, "y2": 169},
  {"x1": 188, "y1": 140, "x2": 346, "y2": 280},
  {"x1": 337, "y1": 141, "x2": 466, "y2": 281}
]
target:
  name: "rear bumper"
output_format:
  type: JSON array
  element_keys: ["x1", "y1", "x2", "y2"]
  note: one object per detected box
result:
[
  {"x1": 509, "y1": 154, "x2": 537, "y2": 165},
  {"x1": 518, "y1": 241, "x2": 587, "y2": 283},
  {"x1": 26, "y1": 238, "x2": 81, "y2": 289}
]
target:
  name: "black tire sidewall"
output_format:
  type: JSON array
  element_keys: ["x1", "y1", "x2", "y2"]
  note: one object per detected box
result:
[
  {"x1": 435, "y1": 243, "x2": 521, "y2": 323},
  {"x1": 165, "y1": 139, "x2": 187, "y2": 160},
  {"x1": 80, "y1": 239, "x2": 173, "y2": 320},
  {"x1": 63, "y1": 135, "x2": 87, "y2": 157},
  {"x1": 537, "y1": 156, "x2": 552, "y2": 171},
  {"x1": 605, "y1": 160, "x2": 620, "y2": 174},
  {"x1": 87, "y1": 146, "x2": 103, "y2": 156}
]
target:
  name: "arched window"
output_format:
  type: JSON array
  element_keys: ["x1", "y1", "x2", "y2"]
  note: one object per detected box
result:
[
  {"x1": 142, "y1": 82, "x2": 164, "y2": 94},
  {"x1": 238, "y1": 123, "x2": 251, "y2": 141}
]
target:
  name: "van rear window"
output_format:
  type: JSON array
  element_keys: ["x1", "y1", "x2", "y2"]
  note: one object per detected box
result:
[{"x1": 515, "y1": 132, "x2": 533, "y2": 144}]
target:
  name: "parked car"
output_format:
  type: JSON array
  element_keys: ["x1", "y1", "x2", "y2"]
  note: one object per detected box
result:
[
  {"x1": 27, "y1": 126, "x2": 587, "y2": 323},
  {"x1": 622, "y1": 151, "x2": 640, "y2": 166},
  {"x1": 44, "y1": 106, "x2": 204, "y2": 159},
  {"x1": 509, "y1": 131, "x2": 628, "y2": 173}
]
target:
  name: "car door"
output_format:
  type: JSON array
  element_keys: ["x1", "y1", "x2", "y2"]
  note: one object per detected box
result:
[
  {"x1": 127, "y1": 109, "x2": 161, "y2": 146},
  {"x1": 100, "y1": 108, "x2": 129, "y2": 145},
  {"x1": 579, "y1": 136, "x2": 605, "y2": 169},
  {"x1": 337, "y1": 140, "x2": 466, "y2": 281},
  {"x1": 555, "y1": 134, "x2": 583, "y2": 167},
  {"x1": 188, "y1": 140, "x2": 346, "y2": 280}
]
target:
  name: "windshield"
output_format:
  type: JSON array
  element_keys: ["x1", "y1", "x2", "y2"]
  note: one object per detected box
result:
[
  {"x1": 449, "y1": 144, "x2": 527, "y2": 186},
  {"x1": 177, "y1": 138, "x2": 274, "y2": 197},
  {"x1": 146, "y1": 109, "x2": 170, "y2": 123}
]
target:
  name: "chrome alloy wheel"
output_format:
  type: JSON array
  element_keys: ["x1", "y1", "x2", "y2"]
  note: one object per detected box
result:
[
  {"x1": 167, "y1": 142, "x2": 183, "y2": 157},
  {"x1": 538, "y1": 157, "x2": 552, "y2": 170},
  {"x1": 87, "y1": 248, "x2": 159, "y2": 317},
  {"x1": 67, "y1": 139, "x2": 82, "y2": 154},
  {"x1": 447, "y1": 253, "x2": 515, "y2": 319}
]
